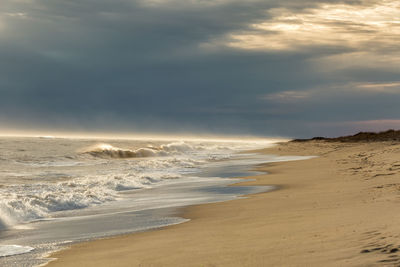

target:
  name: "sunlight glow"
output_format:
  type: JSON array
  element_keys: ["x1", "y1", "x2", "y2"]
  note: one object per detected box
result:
[
  {"x1": 0, "y1": 11, "x2": 28, "y2": 33},
  {"x1": 263, "y1": 91, "x2": 311, "y2": 102},
  {"x1": 0, "y1": 129, "x2": 288, "y2": 143},
  {"x1": 227, "y1": 0, "x2": 400, "y2": 51},
  {"x1": 354, "y1": 82, "x2": 400, "y2": 93}
]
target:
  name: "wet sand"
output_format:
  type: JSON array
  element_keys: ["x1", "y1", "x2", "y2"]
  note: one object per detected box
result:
[{"x1": 46, "y1": 141, "x2": 400, "y2": 266}]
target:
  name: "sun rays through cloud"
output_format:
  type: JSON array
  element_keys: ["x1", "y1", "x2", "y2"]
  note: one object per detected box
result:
[{"x1": 226, "y1": 0, "x2": 400, "y2": 52}]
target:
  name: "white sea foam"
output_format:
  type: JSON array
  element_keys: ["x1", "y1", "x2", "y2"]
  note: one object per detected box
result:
[
  {"x1": 0, "y1": 245, "x2": 34, "y2": 257},
  {"x1": 0, "y1": 168, "x2": 187, "y2": 228},
  {"x1": 0, "y1": 137, "x2": 290, "y2": 266},
  {"x1": 83, "y1": 141, "x2": 211, "y2": 158},
  {"x1": 84, "y1": 143, "x2": 164, "y2": 158},
  {"x1": 0, "y1": 139, "x2": 276, "y2": 229}
]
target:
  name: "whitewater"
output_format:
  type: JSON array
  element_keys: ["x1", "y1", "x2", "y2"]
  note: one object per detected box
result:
[{"x1": 0, "y1": 136, "x2": 309, "y2": 266}]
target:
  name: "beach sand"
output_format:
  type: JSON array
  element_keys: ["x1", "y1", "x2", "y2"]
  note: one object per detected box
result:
[{"x1": 46, "y1": 141, "x2": 400, "y2": 266}]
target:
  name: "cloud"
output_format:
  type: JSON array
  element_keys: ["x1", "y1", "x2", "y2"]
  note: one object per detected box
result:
[
  {"x1": 225, "y1": 0, "x2": 400, "y2": 51},
  {"x1": 0, "y1": 0, "x2": 399, "y2": 137},
  {"x1": 354, "y1": 82, "x2": 400, "y2": 93},
  {"x1": 263, "y1": 91, "x2": 312, "y2": 102}
]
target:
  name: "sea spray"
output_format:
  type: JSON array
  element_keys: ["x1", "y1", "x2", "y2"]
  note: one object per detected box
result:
[
  {"x1": 0, "y1": 139, "x2": 273, "y2": 228},
  {"x1": 0, "y1": 136, "x2": 291, "y2": 265},
  {"x1": 82, "y1": 141, "x2": 205, "y2": 158}
]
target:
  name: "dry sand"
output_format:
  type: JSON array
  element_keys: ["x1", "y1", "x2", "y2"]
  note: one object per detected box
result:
[{"x1": 46, "y1": 141, "x2": 400, "y2": 266}]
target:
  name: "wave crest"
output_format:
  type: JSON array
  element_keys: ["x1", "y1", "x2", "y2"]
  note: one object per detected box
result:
[
  {"x1": 0, "y1": 170, "x2": 184, "y2": 228},
  {"x1": 83, "y1": 144, "x2": 163, "y2": 158},
  {"x1": 83, "y1": 142, "x2": 195, "y2": 158}
]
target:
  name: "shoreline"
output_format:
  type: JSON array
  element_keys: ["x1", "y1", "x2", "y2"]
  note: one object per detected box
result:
[{"x1": 46, "y1": 141, "x2": 400, "y2": 266}]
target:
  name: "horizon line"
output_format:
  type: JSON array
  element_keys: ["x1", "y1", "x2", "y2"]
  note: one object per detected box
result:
[{"x1": 0, "y1": 129, "x2": 290, "y2": 143}]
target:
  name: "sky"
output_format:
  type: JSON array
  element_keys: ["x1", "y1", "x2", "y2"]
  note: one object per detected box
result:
[{"x1": 0, "y1": 0, "x2": 399, "y2": 138}]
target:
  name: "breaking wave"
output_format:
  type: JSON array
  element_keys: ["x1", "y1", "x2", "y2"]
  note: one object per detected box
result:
[
  {"x1": 0, "y1": 138, "x2": 274, "y2": 229},
  {"x1": 83, "y1": 142, "x2": 196, "y2": 158},
  {"x1": 0, "y1": 149, "x2": 204, "y2": 229},
  {"x1": 0, "y1": 167, "x2": 191, "y2": 229}
]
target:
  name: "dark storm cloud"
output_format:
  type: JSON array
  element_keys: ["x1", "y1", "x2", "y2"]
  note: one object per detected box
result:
[{"x1": 0, "y1": 0, "x2": 399, "y2": 137}]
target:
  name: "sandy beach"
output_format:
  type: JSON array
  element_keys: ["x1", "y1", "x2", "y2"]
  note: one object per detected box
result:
[{"x1": 46, "y1": 140, "x2": 400, "y2": 266}]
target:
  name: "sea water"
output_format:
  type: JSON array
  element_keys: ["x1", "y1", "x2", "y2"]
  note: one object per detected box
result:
[{"x1": 0, "y1": 136, "x2": 309, "y2": 266}]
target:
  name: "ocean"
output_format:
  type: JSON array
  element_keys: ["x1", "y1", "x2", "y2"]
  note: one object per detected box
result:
[{"x1": 0, "y1": 136, "x2": 308, "y2": 266}]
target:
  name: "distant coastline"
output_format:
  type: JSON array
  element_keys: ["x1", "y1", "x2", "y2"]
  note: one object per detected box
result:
[{"x1": 293, "y1": 129, "x2": 400, "y2": 142}]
